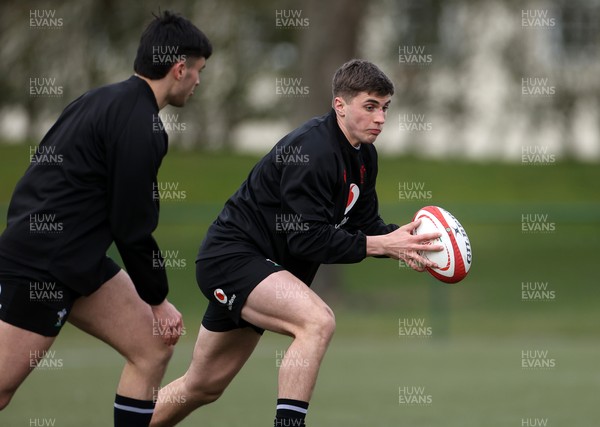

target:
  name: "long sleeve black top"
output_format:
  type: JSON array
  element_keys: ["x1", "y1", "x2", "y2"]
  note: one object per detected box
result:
[
  {"x1": 198, "y1": 109, "x2": 398, "y2": 285},
  {"x1": 0, "y1": 76, "x2": 169, "y2": 304}
]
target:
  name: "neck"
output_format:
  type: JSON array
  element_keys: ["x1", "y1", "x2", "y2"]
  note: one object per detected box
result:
[
  {"x1": 335, "y1": 115, "x2": 360, "y2": 148},
  {"x1": 134, "y1": 74, "x2": 168, "y2": 110}
]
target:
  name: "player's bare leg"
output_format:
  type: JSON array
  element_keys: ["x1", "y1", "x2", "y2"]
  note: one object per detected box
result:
[
  {"x1": 242, "y1": 271, "x2": 336, "y2": 402},
  {"x1": 0, "y1": 321, "x2": 56, "y2": 410},
  {"x1": 152, "y1": 270, "x2": 334, "y2": 426},
  {"x1": 68, "y1": 270, "x2": 175, "y2": 422},
  {"x1": 242, "y1": 270, "x2": 335, "y2": 426},
  {"x1": 151, "y1": 326, "x2": 260, "y2": 426}
]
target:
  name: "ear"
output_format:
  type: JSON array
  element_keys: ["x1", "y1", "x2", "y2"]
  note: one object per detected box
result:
[
  {"x1": 333, "y1": 96, "x2": 346, "y2": 117},
  {"x1": 170, "y1": 60, "x2": 187, "y2": 81}
]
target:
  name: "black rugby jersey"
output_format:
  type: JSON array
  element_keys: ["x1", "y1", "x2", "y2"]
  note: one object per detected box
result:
[
  {"x1": 198, "y1": 109, "x2": 398, "y2": 285},
  {"x1": 0, "y1": 76, "x2": 169, "y2": 304}
]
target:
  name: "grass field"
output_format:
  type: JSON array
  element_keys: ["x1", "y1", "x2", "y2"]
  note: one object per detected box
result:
[
  {"x1": 1, "y1": 144, "x2": 599, "y2": 426},
  {"x1": 4, "y1": 329, "x2": 599, "y2": 426}
]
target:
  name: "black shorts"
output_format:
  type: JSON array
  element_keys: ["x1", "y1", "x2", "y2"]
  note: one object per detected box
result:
[
  {"x1": 0, "y1": 256, "x2": 120, "y2": 337},
  {"x1": 196, "y1": 252, "x2": 284, "y2": 335}
]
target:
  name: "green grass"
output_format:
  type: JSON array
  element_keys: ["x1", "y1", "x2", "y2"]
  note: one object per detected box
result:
[
  {"x1": 2, "y1": 325, "x2": 598, "y2": 426},
  {"x1": 5, "y1": 143, "x2": 597, "y2": 203},
  {"x1": 0, "y1": 144, "x2": 598, "y2": 425}
]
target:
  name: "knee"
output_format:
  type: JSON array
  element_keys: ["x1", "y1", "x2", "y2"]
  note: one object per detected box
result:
[
  {"x1": 149, "y1": 341, "x2": 174, "y2": 368},
  {"x1": 152, "y1": 343, "x2": 174, "y2": 370},
  {"x1": 304, "y1": 305, "x2": 336, "y2": 344},
  {"x1": 184, "y1": 375, "x2": 225, "y2": 406},
  {"x1": 130, "y1": 342, "x2": 174, "y2": 373}
]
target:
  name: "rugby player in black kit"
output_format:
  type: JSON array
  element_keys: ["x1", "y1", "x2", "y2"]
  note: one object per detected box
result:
[
  {"x1": 152, "y1": 59, "x2": 443, "y2": 427},
  {"x1": 0, "y1": 11, "x2": 211, "y2": 426}
]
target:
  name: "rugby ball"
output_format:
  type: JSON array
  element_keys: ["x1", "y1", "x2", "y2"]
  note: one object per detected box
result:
[{"x1": 412, "y1": 206, "x2": 472, "y2": 283}]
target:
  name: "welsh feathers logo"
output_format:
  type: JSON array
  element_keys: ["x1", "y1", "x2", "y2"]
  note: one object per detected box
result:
[
  {"x1": 214, "y1": 289, "x2": 228, "y2": 304},
  {"x1": 344, "y1": 183, "x2": 360, "y2": 215}
]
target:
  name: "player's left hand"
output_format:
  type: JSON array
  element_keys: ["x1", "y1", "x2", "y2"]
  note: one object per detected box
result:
[{"x1": 151, "y1": 299, "x2": 184, "y2": 346}]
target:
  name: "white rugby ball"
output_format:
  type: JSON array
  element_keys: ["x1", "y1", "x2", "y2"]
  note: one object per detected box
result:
[{"x1": 412, "y1": 206, "x2": 472, "y2": 283}]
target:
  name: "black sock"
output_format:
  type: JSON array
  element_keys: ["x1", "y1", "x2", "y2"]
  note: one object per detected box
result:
[
  {"x1": 274, "y1": 398, "x2": 309, "y2": 427},
  {"x1": 114, "y1": 394, "x2": 155, "y2": 427}
]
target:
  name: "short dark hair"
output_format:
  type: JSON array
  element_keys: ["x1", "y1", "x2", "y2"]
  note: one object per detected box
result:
[
  {"x1": 134, "y1": 10, "x2": 212, "y2": 79},
  {"x1": 332, "y1": 59, "x2": 394, "y2": 100}
]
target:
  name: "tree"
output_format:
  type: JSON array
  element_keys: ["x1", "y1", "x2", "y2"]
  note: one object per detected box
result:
[
  {"x1": 296, "y1": 0, "x2": 369, "y2": 121},
  {"x1": 294, "y1": 0, "x2": 369, "y2": 302}
]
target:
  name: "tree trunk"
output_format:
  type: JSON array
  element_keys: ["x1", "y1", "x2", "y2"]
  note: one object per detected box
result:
[
  {"x1": 297, "y1": 0, "x2": 369, "y2": 121},
  {"x1": 297, "y1": 0, "x2": 368, "y2": 302}
]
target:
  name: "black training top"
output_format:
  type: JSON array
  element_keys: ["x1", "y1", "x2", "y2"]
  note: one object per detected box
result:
[
  {"x1": 198, "y1": 109, "x2": 398, "y2": 285},
  {"x1": 0, "y1": 76, "x2": 169, "y2": 305}
]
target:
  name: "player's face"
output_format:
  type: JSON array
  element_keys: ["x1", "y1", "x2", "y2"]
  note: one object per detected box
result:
[
  {"x1": 169, "y1": 57, "x2": 206, "y2": 107},
  {"x1": 335, "y1": 92, "x2": 391, "y2": 147}
]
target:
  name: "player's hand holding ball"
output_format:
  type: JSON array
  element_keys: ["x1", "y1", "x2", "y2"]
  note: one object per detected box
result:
[
  {"x1": 374, "y1": 221, "x2": 444, "y2": 271},
  {"x1": 390, "y1": 220, "x2": 444, "y2": 271},
  {"x1": 368, "y1": 206, "x2": 472, "y2": 282}
]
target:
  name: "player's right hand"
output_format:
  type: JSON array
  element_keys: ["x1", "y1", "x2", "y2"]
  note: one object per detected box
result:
[
  {"x1": 151, "y1": 299, "x2": 184, "y2": 346},
  {"x1": 383, "y1": 220, "x2": 444, "y2": 271}
]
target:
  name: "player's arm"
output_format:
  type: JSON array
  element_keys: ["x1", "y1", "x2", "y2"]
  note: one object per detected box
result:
[
  {"x1": 106, "y1": 108, "x2": 182, "y2": 345},
  {"x1": 346, "y1": 147, "x2": 441, "y2": 270},
  {"x1": 355, "y1": 175, "x2": 443, "y2": 270},
  {"x1": 280, "y1": 140, "x2": 368, "y2": 264},
  {"x1": 105, "y1": 106, "x2": 169, "y2": 306}
]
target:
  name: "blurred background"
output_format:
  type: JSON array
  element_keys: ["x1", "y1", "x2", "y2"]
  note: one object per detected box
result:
[
  {"x1": 3, "y1": 0, "x2": 600, "y2": 160},
  {"x1": 1, "y1": 1, "x2": 598, "y2": 426}
]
